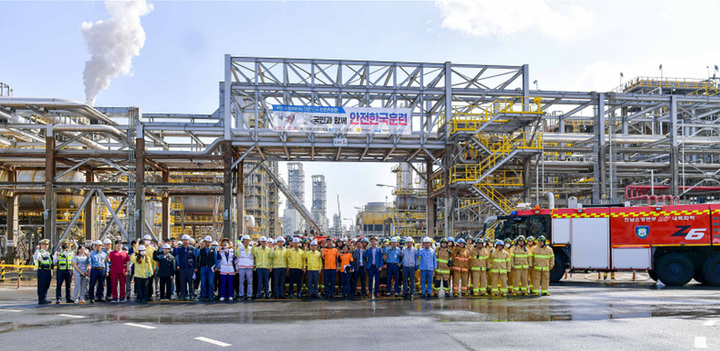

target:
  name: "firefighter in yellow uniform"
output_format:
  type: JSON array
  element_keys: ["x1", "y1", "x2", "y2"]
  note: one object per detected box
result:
[
  {"x1": 433, "y1": 238, "x2": 452, "y2": 298},
  {"x1": 482, "y1": 237, "x2": 492, "y2": 295},
  {"x1": 531, "y1": 235, "x2": 554, "y2": 296},
  {"x1": 469, "y1": 237, "x2": 489, "y2": 296},
  {"x1": 510, "y1": 236, "x2": 530, "y2": 295},
  {"x1": 504, "y1": 238, "x2": 514, "y2": 294},
  {"x1": 526, "y1": 236, "x2": 536, "y2": 294},
  {"x1": 451, "y1": 238, "x2": 470, "y2": 297},
  {"x1": 489, "y1": 240, "x2": 511, "y2": 297}
]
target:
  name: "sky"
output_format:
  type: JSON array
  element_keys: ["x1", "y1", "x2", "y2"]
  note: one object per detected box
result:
[{"x1": 2, "y1": 0, "x2": 719, "y2": 223}]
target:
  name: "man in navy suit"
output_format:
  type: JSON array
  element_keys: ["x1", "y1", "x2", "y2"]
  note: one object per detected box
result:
[
  {"x1": 365, "y1": 237, "x2": 384, "y2": 298},
  {"x1": 351, "y1": 240, "x2": 367, "y2": 296}
]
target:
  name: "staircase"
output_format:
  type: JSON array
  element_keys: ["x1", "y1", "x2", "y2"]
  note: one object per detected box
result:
[
  {"x1": 469, "y1": 183, "x2": 513, "y2": 215},
  {"x1": 441, "y1": 97, "x2": 544, "y2": 216},
  {"x1": 260, "y1": 163, "x2": 322, "y2": 234}
]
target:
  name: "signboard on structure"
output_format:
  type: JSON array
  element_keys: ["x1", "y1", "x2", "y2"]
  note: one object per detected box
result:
[{"x1": 271, "y1": 105, "x2": 411, "y2": 135}]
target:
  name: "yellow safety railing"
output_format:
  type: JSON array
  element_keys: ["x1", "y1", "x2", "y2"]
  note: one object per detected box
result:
[
  {"x1": 441, "y1": 97, "x2": 543, "y2": 135},
  {"x1": 617, "y1": 77, "x2": 719, "y2": 94},
  {"x1": 450, "y1": 132, "x2": 541, "y2": 184},
  {"x1": 476, "y1": 183, "x2": 513, "y2": 214}
]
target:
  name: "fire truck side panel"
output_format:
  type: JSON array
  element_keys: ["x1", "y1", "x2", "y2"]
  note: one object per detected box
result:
[
  {"x1": 570, "y1": 218, "x2": 610, "y2": 269},
  {"x1": 551, "y1": 218, "x2": 571, "y2": 244},
  {"x1": 552, "y1": 208, "x2": 611, "y2": 269},
  {"x1": 610, "y1": 205, "x2": 711, "y2": 246},
  {"x1": 611, "y1": 248, "x2": 651, "y2": 269},
  {"x1": 710, "y1": 204, "x2": 720, "y2": 245}
]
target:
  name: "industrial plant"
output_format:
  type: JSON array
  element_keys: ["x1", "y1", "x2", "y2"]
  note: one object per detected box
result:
[{"x1": 2, "y1": 56, "x2": 720, "y2": 264}]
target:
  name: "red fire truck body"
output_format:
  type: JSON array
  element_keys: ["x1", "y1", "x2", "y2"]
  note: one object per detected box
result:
[{"x1": 501, "y1": 203, "x2": 720, "y2": 286}]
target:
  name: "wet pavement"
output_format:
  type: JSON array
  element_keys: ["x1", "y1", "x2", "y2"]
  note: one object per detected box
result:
[{"x1": 1, "y1": 274, "x2": 719, "y2": 350}]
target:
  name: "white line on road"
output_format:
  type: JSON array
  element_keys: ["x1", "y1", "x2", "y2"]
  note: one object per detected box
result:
[
  {"x1": 703, "y1": 320, "x2": 716, "y2": 327},
  {"x1": 195, "y1": 337, "x2": 231, "y2": 347},
  {"x1": 57, "y1": 313, "x2": 86, "y2": 319},
  {"x1": 695, "y1": 336, "x2": 707, "y2": 349},
  {"x1": 0, "y1": 309, "x2": 21, "y2": 312},
  {"x1": 124, "y1": 323, "x2": 156, "y2": 330}
]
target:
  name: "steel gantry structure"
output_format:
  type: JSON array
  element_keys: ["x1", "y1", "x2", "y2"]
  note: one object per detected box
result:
[{"x1": 3, "y1": 55, "x2": 720, "y2": 260}]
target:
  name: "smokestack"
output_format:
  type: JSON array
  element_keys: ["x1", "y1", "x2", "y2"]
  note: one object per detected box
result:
[{"x1": 81, "y1": 0, "x2": 153, "y2": 106}]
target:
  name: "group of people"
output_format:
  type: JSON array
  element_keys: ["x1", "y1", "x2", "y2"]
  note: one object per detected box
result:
[{"x1": 32, "y1": 232, "x2": 555, "y2": 305}]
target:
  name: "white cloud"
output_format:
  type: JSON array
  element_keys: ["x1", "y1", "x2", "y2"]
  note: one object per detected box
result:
[{"x1": 435, "y1": 0, "x2": 592, "y2": 40}]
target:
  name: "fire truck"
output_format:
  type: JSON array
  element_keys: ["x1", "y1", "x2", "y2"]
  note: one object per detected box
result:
[{"x1": 491, "y1": 203, "x2": 720, "y2": 286}]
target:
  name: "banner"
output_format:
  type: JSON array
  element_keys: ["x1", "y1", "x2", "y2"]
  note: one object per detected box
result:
[{"x1": 271, "y1": 105, "x2": 411, "y2": 135}]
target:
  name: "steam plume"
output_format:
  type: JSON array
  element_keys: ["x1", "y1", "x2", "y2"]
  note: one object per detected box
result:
[{"x1": 82, "y1": 0, "x2": 153, "y2": 106}]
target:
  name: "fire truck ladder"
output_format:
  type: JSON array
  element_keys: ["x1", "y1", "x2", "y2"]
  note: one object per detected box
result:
[{"x1": 259, "y1": 163, "x2": 322, "y2": 235}]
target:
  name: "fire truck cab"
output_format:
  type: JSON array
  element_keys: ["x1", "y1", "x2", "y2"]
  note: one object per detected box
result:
[{"x1": 491, "y1": 203, "x2": 720, "y2": 286}]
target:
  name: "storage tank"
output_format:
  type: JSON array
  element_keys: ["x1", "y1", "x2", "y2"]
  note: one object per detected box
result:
[
  {"x1": 0, "y1": 170, "x2": 85, "y2": 211},
  {"x1": 396, "y1": 194, "x2": 425, "y2": 210},
  {"x1": 178, "y1": 196, "x2": 223, "y2": 213}
]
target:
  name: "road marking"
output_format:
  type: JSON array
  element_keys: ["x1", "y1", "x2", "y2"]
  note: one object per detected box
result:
[
  {"x1": 57, "y1": 313, "x2": 86, "y2": 319},
  {"x1": 124, "y1": 322, "x2": 156, "y2": 330},
  {"x1": 0, "y1": 309, "x2": 21, "y2": 312},
  {"x1": 695, "y1": 336, "x2": 707, "y2": 349},
  {"x1": 195, "y1": 337, "x2": 231, "y2": 347},
  {"x1": 703, "y1": 320, "x2": 716, "y2": 327}
]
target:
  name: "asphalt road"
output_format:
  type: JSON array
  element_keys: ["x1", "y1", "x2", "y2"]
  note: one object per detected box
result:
[{"x1": 0, "y1": 273, "x2": 718, "y2": 350}]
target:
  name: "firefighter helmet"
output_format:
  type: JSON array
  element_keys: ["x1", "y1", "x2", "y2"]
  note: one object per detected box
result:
[{"x1": 538, "y1": 235, "x2": 547, "y2": 242}]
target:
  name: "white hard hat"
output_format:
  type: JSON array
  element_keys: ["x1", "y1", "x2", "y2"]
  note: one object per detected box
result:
[
  {"x1": 93, "y1": 240, "x2": 103, "y2": 246},
  {"x1": 422, "y1": 237, "x2": 431, "y2": 243},
  {"x1": 138, "y1": 245, "x2": 146, "y2": 251},
  {"x1": 204, "y1": 236, "x2": 212, "y2": 242},
  {"x1": 242, "y1": 235, "x2": 251, "y2": 241},
  {"x1": 407, "y1": 237, "x2": 414, "y2": 242},
  {"x1": 212, "y1": 241, "x2": 219, "y2": 246},
  {"x1": 277, "y1": 236, "x2": 285, "y2": 242},
  {"x1": 143, "y1": 235, "x2": 152, "y2": 240},
  {"x1": 103, "y1": 239, "x2": 112, "y2": 244},
  {"x1": 162, "y1": 244, "x2": 171, "y2": 249},
  {"x1": 189, "y1": 238, "x2": 196, "y2": 243},
  {"x1": 310, "y1": 240, "x2": 318, "y2": 246},
  {"x1": 259, "y1": 236, "x2": 267, "y2": 242},
  {"x1": 390, "y1": 238, "x2": 398, "y2": 243},
  {"x1": 292, "y1": 237, "x2": 300, "y2": 243},
  {"x1": 181, "y1": 235, "x2": 191, "y2": 240}
]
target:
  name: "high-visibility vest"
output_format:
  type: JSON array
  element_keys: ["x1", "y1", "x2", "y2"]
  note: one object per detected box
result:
[{"x1": 57, "y1": 250, "x2": 74, "y2": 270}]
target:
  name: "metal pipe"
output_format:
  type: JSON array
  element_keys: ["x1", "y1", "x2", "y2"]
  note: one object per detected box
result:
[
  {"x1": 53, "y1": 124, "x2": 125, "y2": 140},
  {"x1": 146, "y1": 138, "x2": 222, "y2": 158},
  {"x1": 544, "y1": 191, "x2": 555, "y2": 209},
  {"x1": 0, "y1": 98, "x2": 116, "y2": 125}
]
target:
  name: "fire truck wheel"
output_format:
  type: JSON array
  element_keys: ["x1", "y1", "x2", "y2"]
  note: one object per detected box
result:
[
  {"x1": 701, "y1": 253, "x2": 720, "y2": 286},
  {"x1": 656, "y1": 253, "x2": 694, "y2": 286},
  {"x1": 648, "y1": 269, "x2": 658, "y2": 282},
  {"x1": 549, "y1": 255, "x2": 566, "y2": 283}
]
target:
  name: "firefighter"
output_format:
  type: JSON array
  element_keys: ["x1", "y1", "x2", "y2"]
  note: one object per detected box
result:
[
  {"x1": 483, "y1": 237, "x2": 492, "y2": 295},
  {"x1": 451, "y1": 238, "x2": 470, "y2": 297},
  {"x1": 531, "y1": 235, "x2": 555, "y2": 296},
  {"x1": 511, "y1": 235, "x2": 530, "y2": 296},
  {"x1": 489, "y1": 240, "x2": 511, "y2": 297},
  {"x1": 526, "y1": 235, "x2": 536, "y2": 294},
  {"x1": 470, "y1": 237, "x2": 489, "y2": 296},
  {"x1": 433, "y1": 238, "x2": 452, "y2": 298},
  {"x1": 504, "y1": 238, "x2": 514, "y2": 294},
  {"x1": 34, "y1": 239, "x2": 53, "y2": 305}
]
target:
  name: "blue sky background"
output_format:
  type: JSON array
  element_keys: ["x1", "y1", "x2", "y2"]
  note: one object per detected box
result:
[{"x1": 2, "y1": 0, "x2": 719, "y2": 226}]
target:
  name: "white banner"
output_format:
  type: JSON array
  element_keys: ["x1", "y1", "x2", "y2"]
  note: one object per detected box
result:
[{"x1": 271, "y1": 105, "x2": 411, "y2": 135}]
